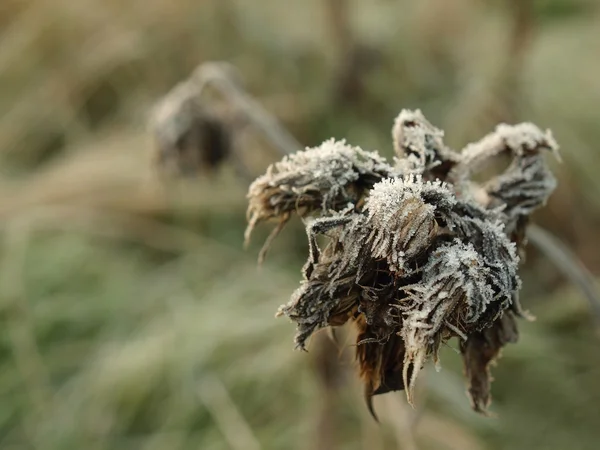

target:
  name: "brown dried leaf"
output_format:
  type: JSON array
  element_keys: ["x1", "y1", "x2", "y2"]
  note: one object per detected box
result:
[{"x1": 460, "y1": 311, "x2": 519, "y2": 414}]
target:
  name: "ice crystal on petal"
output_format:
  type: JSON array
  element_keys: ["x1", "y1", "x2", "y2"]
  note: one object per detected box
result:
[{"x1": 365, "y1": 176, "x2": 439, "y2": 273}]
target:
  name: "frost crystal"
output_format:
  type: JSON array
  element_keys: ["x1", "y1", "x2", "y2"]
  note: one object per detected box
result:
[
  {"x1": 246, "y1": 109, "x2": 559, "y2": 416},
  {"x1": 365, "y1": 176, "x2": 441, "y2": 272},
  {"x1": 392, "y1": 109, "x2": 461, "y2": 178}
]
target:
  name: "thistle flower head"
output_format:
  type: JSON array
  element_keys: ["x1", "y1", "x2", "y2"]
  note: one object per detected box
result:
[{"x1": 246, "y1": 109, "x2": 558, "y2": 416}]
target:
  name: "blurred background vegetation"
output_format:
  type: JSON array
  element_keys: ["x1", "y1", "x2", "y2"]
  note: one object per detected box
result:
[{"x1": 0, "y1": 0, "x2": 599, "y2": 449}]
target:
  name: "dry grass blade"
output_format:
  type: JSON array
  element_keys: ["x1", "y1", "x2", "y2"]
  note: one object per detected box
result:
[
  {"x1": 192, "y1": 62, "x2": 302, "y2": 156},
  {"x1": 196, "y1": 374, "x2": 262, "y2": 450},
  {"x1": 527, "y1": 223, "x2": 600, "y2": 325}
]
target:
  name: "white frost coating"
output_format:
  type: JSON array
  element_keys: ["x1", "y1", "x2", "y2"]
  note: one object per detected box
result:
[
  {"x1": 364, "y1": 175, "x2": 452, "y2": 272},
  {"x1": 457, "y1": 122, "x2": 559, "y2": 176},
  {"x1": 245, "y1": 139, "x2": 396, "y2": 242},
  {"x1": 399, "y1": 240, "x2": 496, "y2": 399},
  {"x1": 393, "y1": 110, "x2": 444, "y2": 156},
  {"x1": 274, "y1": 138, "x2": 389, "y2": 175},
  {"x1": 497, "y1": 123, "x2": 559, "y2": 156},
  {"x1": 392, "y1": 109, "x2": 459, "y2": 173},
  {"x1": 258, "y1": 139, "x2": 387, "y2": 206}
]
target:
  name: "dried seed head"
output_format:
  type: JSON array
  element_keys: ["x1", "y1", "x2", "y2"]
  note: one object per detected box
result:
[
  {"x1": 246, "y1": 108, "x2": 558, "y2": 417},
  {"x1": 356, "y1": 329, "x2": 406, "y2": 420},
  {"x1": 151, "y1": 82, "x2": 231, "y2": 176},
  {"x1": 277, "y1": 213, "x2": 368, "y2": 350},
  {"x1": 456, "y1": 122, "x2": 558, "y2": 176},
  {"x1": 485, "y1": 151, "x2": 557, "y2": 219},
  {"x1": 398, "y1": 240, "x2": 498, "y2": 402},
  {"x1": 449, "y1": 123, "x2": 560, "y2": 211}
]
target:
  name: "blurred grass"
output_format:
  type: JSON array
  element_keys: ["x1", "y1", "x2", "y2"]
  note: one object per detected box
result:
[{"x1": 0, "y1": 0, "x2": 599, "y2": 449}]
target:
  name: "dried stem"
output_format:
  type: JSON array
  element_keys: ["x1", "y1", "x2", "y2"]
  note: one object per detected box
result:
[
  {"x1": 196, "y1": 374, "x2": 262, "y2": 450},
  {"x1": 311, "y1": 331, "x2": 345, "y2": 450},
  {"x1": 527, "y1": 223, "x2": 600, "y2": 324},
  {"x1": 191, "y1": 62, "x2": 301, "y2": 156}
]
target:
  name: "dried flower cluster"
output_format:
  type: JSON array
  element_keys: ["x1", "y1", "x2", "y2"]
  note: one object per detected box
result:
[
  {"x1": 245, "y1": 109, "x2": 558, "y2": 416},
  {"x1": 150, "y1": 82, "x2": 231, "y2": 177}
]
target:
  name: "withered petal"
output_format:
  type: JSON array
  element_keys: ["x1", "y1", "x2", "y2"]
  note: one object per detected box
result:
[
  {"x1": 460, "y1": 312, "x2": 519, "y2": 414},
  {"x1": 356, "y1": 321, "x2": 406, "y2": 420}
]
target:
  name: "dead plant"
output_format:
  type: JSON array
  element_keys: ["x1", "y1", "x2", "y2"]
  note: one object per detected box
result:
[{"x1": 246, "y1": 108, "x2": 558, "y2": 417}]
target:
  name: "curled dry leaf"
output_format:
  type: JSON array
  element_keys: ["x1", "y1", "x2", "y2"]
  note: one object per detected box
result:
[
  {"x1": 246, "y1": 109, "x2": 558, "y2": 417},
  {"x1": 460, "y1": 311, "x2": 519, "y2": 414}
]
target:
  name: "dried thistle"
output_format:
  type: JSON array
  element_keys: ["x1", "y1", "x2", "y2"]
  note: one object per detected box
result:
[
  {"x1": 150, "y1": 81, "x2": 231, "y2": 177},
  {"x1": 246, "y1": 109, "x2": 558, "y2": 417},
  {"x1": 150, "y1": 61, "x2": 303, "y2": 181}
]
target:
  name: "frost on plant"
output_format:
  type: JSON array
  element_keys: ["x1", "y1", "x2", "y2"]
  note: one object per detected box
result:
[
  {"x1": 245, "y1": 139, "x2": 395, "y2": 249},
  {"x1": 245, "y1": 109, "x2": 558, "y2": 416}
]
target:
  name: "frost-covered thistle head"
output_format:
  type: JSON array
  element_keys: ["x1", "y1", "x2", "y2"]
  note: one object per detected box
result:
[{"x1": 245, "y1": 109, "x2": 558, "y2": 417}]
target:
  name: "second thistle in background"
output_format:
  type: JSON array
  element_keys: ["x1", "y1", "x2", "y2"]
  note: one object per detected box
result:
[
  {"x1": 149, "y1": 62, "x2": 303, "y2": 182},
  {"x1": 150, "y1": 81, "x2": 232, "y2": 177},
  {"x1": 246, "y1": 109, "x2": 558, "y2": 418}
]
